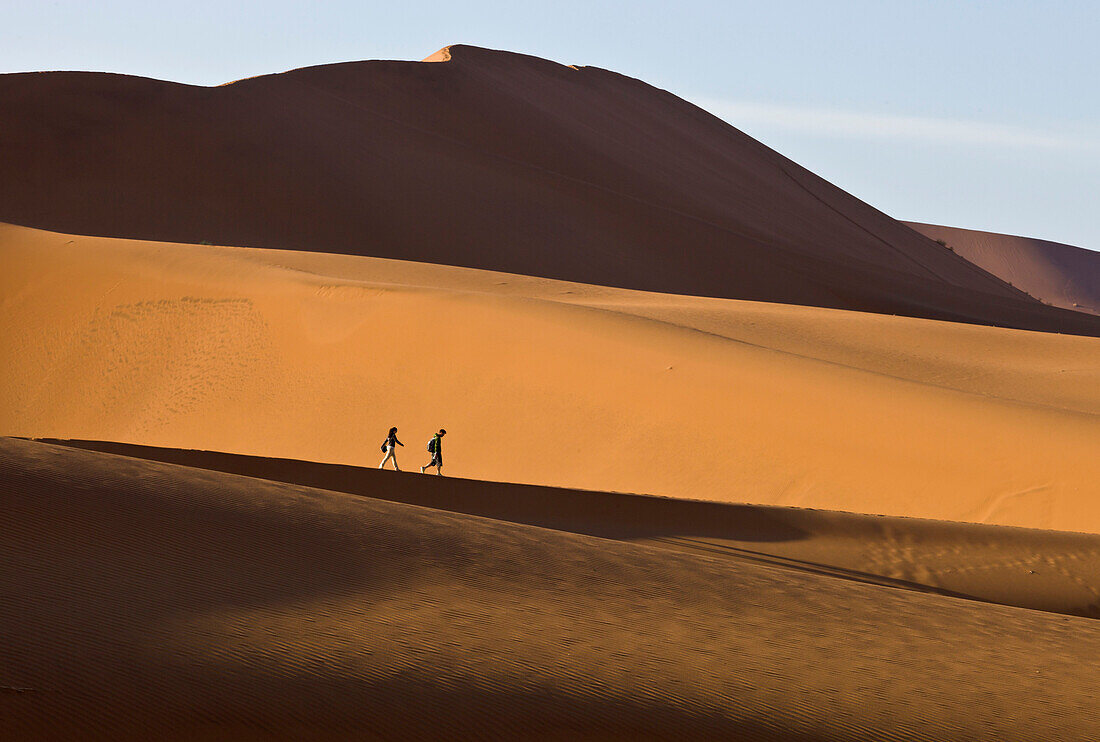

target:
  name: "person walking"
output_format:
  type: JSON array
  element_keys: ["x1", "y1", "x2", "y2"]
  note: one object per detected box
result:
[
  {"x1": 420, "y1": 429, "x2": 446, "y2": 475},
  {"x1": 378, "y1": 427, "x2": 404, "y2": 470}
]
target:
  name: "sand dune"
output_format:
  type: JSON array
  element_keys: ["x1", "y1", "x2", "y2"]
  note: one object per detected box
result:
[
  {"x1": 2, "y1": 45, "x2": 1098, "y2": 335},
  {"x1": 6, "y1": 41, "x2": 1099, "y2": 742},
  {"x1": 4, "y1": 223, "x2": 1099, "y2": 532},
  {"x1": 43, "y1": 438, "x2": 1100, "y2": 619},
  {"x1": 4, "y1": 437, "x2": 1100, "y2": 741},
  {"x1": 906, "y1": 221, "x2": 1100, "y2": 316}
]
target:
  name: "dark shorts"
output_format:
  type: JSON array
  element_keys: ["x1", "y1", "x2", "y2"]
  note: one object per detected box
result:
[{"x1": 429, "y1": 453, "x2": 442, "y2": 466}]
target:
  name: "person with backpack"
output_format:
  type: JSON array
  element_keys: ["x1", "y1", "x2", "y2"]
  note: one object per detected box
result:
[
  {"x1": 420, "y1": 429, "x2": 446, "y2": 475},
  {"x1": 378, "y1": 426, "x2": 403, "y2": 470}
]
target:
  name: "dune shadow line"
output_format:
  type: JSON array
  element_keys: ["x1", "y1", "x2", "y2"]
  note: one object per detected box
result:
[{"x1": 35, "y1": 439, "x2": 808, "y2": 544}]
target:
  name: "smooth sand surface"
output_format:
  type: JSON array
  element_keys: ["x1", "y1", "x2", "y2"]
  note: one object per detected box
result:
[
  {"x1": 906, "y1": 221, "x2": 1100, "y2": 316},
  {"x1": 5, "y1": 437, "x2": 1100, "y2": 741},
  {"x1": 4, "y1": 223, "x2": 1099, "y2": 532},
  {"x1": 42, "y1": 438, "x2": 1100, "y2": 619},
  {"x1": 3, "y1": 45, "x2": 1097, "y2": 335}
]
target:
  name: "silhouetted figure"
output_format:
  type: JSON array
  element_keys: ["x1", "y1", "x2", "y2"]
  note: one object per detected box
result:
[
  {"x1": 421, "y1": 429, "x2": 446, "y2": 475},
  {"x1": 378, "y1": 427, "x2": 403, "y2": 470}
]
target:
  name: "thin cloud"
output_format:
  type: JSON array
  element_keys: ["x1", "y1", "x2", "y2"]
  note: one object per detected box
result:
[{"x1": 692, "y1": 98, "x2": 1099, "y2": 152}]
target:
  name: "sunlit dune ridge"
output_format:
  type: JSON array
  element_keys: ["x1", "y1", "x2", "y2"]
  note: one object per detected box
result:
[{"x1": 4, "y1": 223, "x2": 1099, "y2": 532}]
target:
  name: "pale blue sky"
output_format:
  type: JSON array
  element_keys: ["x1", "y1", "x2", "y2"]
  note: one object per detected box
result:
[{"x1": 3, "y1": 0, "x2": 1097, "y2": 249}]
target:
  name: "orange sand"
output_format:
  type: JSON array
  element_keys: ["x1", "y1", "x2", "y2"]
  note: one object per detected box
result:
[
  {"x1": 3, "y1": 222, "x2": 1099, "y2": 532},
  {"x1": 4, "y1": 45, "x2": 1100, "y2": 740}
]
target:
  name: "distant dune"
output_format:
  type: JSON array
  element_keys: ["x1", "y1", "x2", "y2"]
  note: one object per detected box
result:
[
  {"x1": 906, "y1": 222, "x2": 1100, "y2": 316},
  {"x1": 4, "y1": 223, "x2": 1099, "y2": 532},
  {"x1": 5, "y1": 437, "x2": 1100, "y2": 740},
  {"x1": 2, "y1": 45, "x2": 1097, "y2": 335}
]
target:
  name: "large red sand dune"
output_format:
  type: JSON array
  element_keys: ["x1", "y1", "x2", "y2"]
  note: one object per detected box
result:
[
  {"x1": 5, "y1": 437, "x2": 1100, "y2": 740},
  {"x1": 2, "y1": 45, "x2": 1097, "y2": 335},
  {"x1": 906, "y1": 221, "x2": 1100, "y2": 316}
]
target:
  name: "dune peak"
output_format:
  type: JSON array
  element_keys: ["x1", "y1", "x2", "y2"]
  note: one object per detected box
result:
[{"x1": 422, "y1": 46, "x2": 453, "y2": 63}]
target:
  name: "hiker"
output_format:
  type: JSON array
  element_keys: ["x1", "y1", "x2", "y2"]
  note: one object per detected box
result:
[
  {"x1": 378, "y1": 426, "x2": 403, "y2": 470},
  {"x1": 420, "y1": 429, "x2": 446, "y2": 475}
]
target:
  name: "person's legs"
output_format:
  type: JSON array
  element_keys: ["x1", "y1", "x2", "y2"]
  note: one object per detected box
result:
[{"x1": 380, "y1": 447, "x2": 396, "y2": 470}]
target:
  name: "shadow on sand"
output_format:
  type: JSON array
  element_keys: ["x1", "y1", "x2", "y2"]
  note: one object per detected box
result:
[
  {"x1": 34, "y1": 439, "x2": 1100, "y2": 619},
  {"x1": 36, "y1": 438, "x2": 808, "y2": 544}
]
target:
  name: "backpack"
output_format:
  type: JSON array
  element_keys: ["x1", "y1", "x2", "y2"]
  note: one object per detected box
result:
[{"x1": 427, "y1": 437, "x2": 437, "y2": 453}]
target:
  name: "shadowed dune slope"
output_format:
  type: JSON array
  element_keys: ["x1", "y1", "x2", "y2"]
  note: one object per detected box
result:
[
  {"x1": 4, "y1": 224, "x2": 1100, "y2": 531},
  {"x1": 1, "y1": 45, "x2": 1097, "y2": 335},
  {"x1": 4, "y1": 437, "x2": 1100, "y2": 741},
  {"x1": 42, "y1": 438, "x2": 1100, "y2": 619},
  {"x1": 906, "y1": 221, "x2": 1100, "y2": 316}
]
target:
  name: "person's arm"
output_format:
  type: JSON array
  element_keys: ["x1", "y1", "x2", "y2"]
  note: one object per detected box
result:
[{"x1": 396, "y1": 436, "x2": 403, "y2": 447}]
